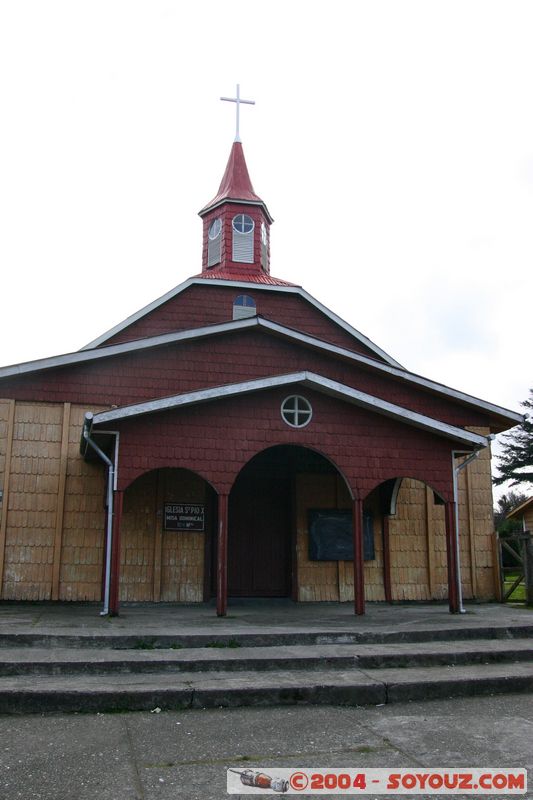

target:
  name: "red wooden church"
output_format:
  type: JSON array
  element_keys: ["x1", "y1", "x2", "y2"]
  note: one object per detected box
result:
[{"x1": 0, "y1": 102, "x2": 521, "y2": 616}]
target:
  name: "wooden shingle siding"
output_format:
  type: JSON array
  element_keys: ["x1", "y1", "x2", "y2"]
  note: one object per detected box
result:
[
  {"x1": 0, "y1": 399, "x2": 16, "y2": 592},
  {"x1": 295, "y1": 474, "x2": 387, "y2": 603},
  {"x1": 0, "y1": 401, "x2": 107, "y2": 601},
  {"x1": 159, "y1": 469, "x2": 205, "y2": 602},
  {"x1": 119, "y1": 468, "x2": 207, "y2": 603},
  {"x1": 2, "y1": 403, "x2": 62, "y2": 599},
  {"x1": 58, "y1": 404, "x2": 106, "y2": 601},
  {"x1": 103, "y1": 284, "x2": 382, "y2": 358},
  {"x1": 0, "y1": 400, "x2": 498, "y2": 603},
  {"x1": 0, "y1": 333, "x2": 492, "y2": 437},
  {"x1": 465, "y1": 428, "x2": 497, "y2": 599}
]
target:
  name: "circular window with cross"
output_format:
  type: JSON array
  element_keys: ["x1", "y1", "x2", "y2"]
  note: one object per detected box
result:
[{"x1": 281, "y1": 395, "x2": 313, "y2": 428}]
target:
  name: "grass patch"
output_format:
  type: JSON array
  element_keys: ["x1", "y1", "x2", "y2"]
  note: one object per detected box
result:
[
  {"x1": 504, "y1": 572, "x2": 526, "y2": 602},
  {"x1": 133, "y1": 639, "x2": 156, "y2": 650},
  {"x1": 504, "y1": 581, "x2": 526, "y2": 602}
]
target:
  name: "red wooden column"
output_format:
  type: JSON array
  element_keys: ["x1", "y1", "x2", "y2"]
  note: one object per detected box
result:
[
  {"x1": 444, "y1": 500, "x2": 460, "y2": 613},
  {"x1": 109, "y1": 489, "x2": 124, "y2": 617},
  {"x1": 352, "y1": 498, "x2": 365, "y2": 615},
  {"x1": 382, "y1": 515, "x2": 393, "y2": 604},
  {"x1": 216, "y1": 493, "x2": 229, "y2": 617}
]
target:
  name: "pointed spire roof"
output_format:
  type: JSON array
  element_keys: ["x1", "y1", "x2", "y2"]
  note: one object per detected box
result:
[{"x1": 199, "y1": 141, "x2": 273, "y2": 222}]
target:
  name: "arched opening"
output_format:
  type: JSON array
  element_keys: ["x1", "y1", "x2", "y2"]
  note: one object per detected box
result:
[
  {"x1": 223, "y1": 445, "x2": 355, "y2": 600},
  {"x1": 119, "y1": 467, "x2": 217, "y2": 603},
  {"x1": 365, "y1": 476, "x2": 452, "y2": 602}
]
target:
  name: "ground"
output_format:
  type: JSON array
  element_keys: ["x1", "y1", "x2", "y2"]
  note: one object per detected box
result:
[{"x1": 1, "y1": 694, "x2": 531, "y2": 800}]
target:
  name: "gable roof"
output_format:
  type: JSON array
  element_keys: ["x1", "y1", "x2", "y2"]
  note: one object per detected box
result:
[
  {"x1": 80, "y1": 276, "x2": 403, "y2": 366},
  {"x1": 0, "y1": 315, "x2": 522, "y2": 430},
  {"x1": 87, "y1": 370, "x2": 490, "y2": 449},
  {"x1": 199, "y1": 141, "x2": 273, "y2": 222},
  {"x1": 506, "y1": 496, "x2": 533, "y2": 520}
]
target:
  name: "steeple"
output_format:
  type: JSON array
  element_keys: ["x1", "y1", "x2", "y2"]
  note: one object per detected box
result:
[
  {"x1": 197, "y1": 85, "x2": 294, "y2": 286},
  {"x1": 198, "y1": 140, "x2": 275, "y2": 281},
  {"x1": 200, "y1": 141, "x2": 272, "y2": 218}
]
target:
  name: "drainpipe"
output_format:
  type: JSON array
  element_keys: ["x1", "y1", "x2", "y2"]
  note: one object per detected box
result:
[
  {"x1": 82, "y1": 412, "x2": 117, "y2": 617},
  {"x1": 452, "y1": 436, "x2": 493, "y2": 613}
]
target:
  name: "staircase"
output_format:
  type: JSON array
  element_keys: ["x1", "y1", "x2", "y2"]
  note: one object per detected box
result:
[{"x1": 1, "y1": 620, "x2": 532, "y2": 713}]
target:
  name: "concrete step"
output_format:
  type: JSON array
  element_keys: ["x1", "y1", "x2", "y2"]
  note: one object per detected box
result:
[
  {"x1": 1, "y1": 661, "x2": 532, "y2": 714},
  {"x1": 0, "y1": 622, "x2": 532, "y2": 650},
  {"x1": 0, "y1": 638, "x2": 532, "y2": 676}
]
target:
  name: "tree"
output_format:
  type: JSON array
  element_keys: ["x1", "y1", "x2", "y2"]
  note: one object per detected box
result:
[
  {"x1": 493, "y1": 388, "x2": 533, "y2": 488},
  {"x1": 493, "y1": 490, "x2": 528, "y2": 534}
]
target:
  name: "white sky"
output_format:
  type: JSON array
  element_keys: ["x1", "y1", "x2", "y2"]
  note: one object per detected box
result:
[{"x1": 0, "y1": 1, "x2": 531, "y2": 498}]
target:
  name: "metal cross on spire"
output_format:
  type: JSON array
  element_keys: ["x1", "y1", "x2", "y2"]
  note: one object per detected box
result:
[{"x1": 220, "y1": 84, "x2": 255, "y2": 143}]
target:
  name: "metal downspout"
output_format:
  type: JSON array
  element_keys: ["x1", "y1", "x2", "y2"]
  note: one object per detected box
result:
[
  {"x1": 82, "y1": 413, "x2": 116, "y2": 616},
  {"x1": 452, "y1": 438, "x2": 492, "y2": 613}
]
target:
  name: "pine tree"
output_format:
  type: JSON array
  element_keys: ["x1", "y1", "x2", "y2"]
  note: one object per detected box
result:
[
  {"x1": 493, "y1": 388, "x2": 533, "y2": 487},
  {"x1": 493, "y1": 490, "x2": 528, "y2": 534}
]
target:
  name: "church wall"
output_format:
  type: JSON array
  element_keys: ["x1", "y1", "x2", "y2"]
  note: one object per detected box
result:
[
  {"x1": 59, "y1": 404, "x2": 107, "y2": 601},
  {"x1": 115, "y1": 388, "x2": 458, "y2": 502},
  {"x1": 295, "y1": 474, "x2": 385, "y2": 602},
  {"x1": 0, "y1": 397, "x2": 497, "y2": 603},
  {"x1": 388, "y1": 479, "x2": 442, "y2": 601},
  {"x1": 102, "y1": 283, "x2": 382, "y2": 358},
  {"x1": 384, "y1": 429, "x2": 496, "y2": 602},
  {"x1": 0, "y1": 399, "x2": 107, "y2": 601},
  {"x1": 119, "y1": 468, "x2": 207, "y2": 603},
  {"x1": 0, "y1": 331, "x2": 491, "y2": 437},
  {"x1": 1, "y1": 401, "x2": 63, "y2": 599},
  {"x1": 463, "y1": 429, "x2": 498, "y2": 600}
]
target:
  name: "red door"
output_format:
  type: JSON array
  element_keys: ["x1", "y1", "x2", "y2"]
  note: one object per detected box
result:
[{"x1": 227, "y1": 465, "x2": 291, "y2": 597}]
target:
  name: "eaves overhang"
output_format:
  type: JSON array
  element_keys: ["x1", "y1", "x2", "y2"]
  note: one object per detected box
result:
[
  {"x1": 91, "y1": 371, "x2": 491, "y2": 449},
  {"x1": 199, "y1": 197, "x2": 274, "y2": 224},
  {"x1": 0, "y1": 315, "x2": 522, "y2": 431},
  {"x1": 0, "y1": 318, "x2": 258, "y2": 378}
]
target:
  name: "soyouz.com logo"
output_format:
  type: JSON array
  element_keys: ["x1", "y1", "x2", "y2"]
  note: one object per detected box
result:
[{"x1": 227, "y1": 767, "x2": 527, "y2": 794}]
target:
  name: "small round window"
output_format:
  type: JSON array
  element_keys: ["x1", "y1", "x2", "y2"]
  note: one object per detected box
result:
[
  {"x1": 281, "y1": 395, "x2": 313, "y2": 428},
  {"x1": 208, "y1": 218, "x2": 222, "y2": 239},
  {"x1": 232, "y1": 214, "x2": 254, "y2": 234}
]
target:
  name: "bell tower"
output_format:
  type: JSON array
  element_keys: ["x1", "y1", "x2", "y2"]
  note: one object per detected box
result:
[{"x1": 199, "y1": 86, "x2": 273, "y2": 280}]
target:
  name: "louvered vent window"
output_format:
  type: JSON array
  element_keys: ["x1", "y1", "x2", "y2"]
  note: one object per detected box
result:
[
  {"x1": 260, "y1": 221, "x2": 268, "y2": 271},
  {"x1": 207, "y1": 218, "x2": 222, "y2": 267},
  {"x1": 233, "y1": 294, "x2": 256, "y2": 320},
  {"x1": 232, "y1": 214, "x2": 254, "y2": 263}
]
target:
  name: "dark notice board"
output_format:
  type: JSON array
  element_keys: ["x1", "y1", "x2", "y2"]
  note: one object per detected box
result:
[{"x1": 308, "y1": 509, "x2": 375, "y2": 561}]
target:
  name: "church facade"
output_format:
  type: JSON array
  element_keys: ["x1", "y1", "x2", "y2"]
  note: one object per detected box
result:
[{"x1": 0, "y1": 136, "x2": 521, "y2": 615}]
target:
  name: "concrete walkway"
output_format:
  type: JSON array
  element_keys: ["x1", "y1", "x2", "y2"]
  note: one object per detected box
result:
[
  {"x1": 0, "y1": 599, "x2": 531, "y2": 638},
  {"x1": 1, "y1": 695, "x2": 531, "y2": 800}
]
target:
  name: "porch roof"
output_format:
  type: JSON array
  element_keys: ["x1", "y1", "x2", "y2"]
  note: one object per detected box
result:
[
  {"x1": 87, "y1": 371, "x2": 490, "y2": 449},
  {"x1": 0, "y1": 315, "x2": 522, "y2": 433}
]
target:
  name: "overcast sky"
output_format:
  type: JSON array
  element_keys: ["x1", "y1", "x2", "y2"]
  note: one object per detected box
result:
[{"x1": 0, "y1": 1, "x2": 531, "y2": 495}]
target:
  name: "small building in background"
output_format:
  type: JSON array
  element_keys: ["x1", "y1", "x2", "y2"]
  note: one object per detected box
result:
[{"x1": 506, "y1": 497, "x2": 533, "y2": 532}]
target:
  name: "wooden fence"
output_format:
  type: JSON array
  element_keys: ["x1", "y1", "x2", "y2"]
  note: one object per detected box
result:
[{"x1": 498, "y1": 531, "x2": 533, "y2": 605}]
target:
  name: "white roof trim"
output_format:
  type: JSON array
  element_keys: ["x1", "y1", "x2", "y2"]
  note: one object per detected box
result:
[
  {"x1": 92, "y1": 370, "x2": 490, "y2": 448},
  {"x1": 0, "y1": 319, "x2": 258, "y2": 378},
  {"x1": 259, "y1": 320, "x2": 524, "y2": 425},
  {"x1": 0, "y1": 315, "x2": 521, "y2": 426},
  {"x1": 80, "y1": 277, "x2": 402, "y2": 367}
]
